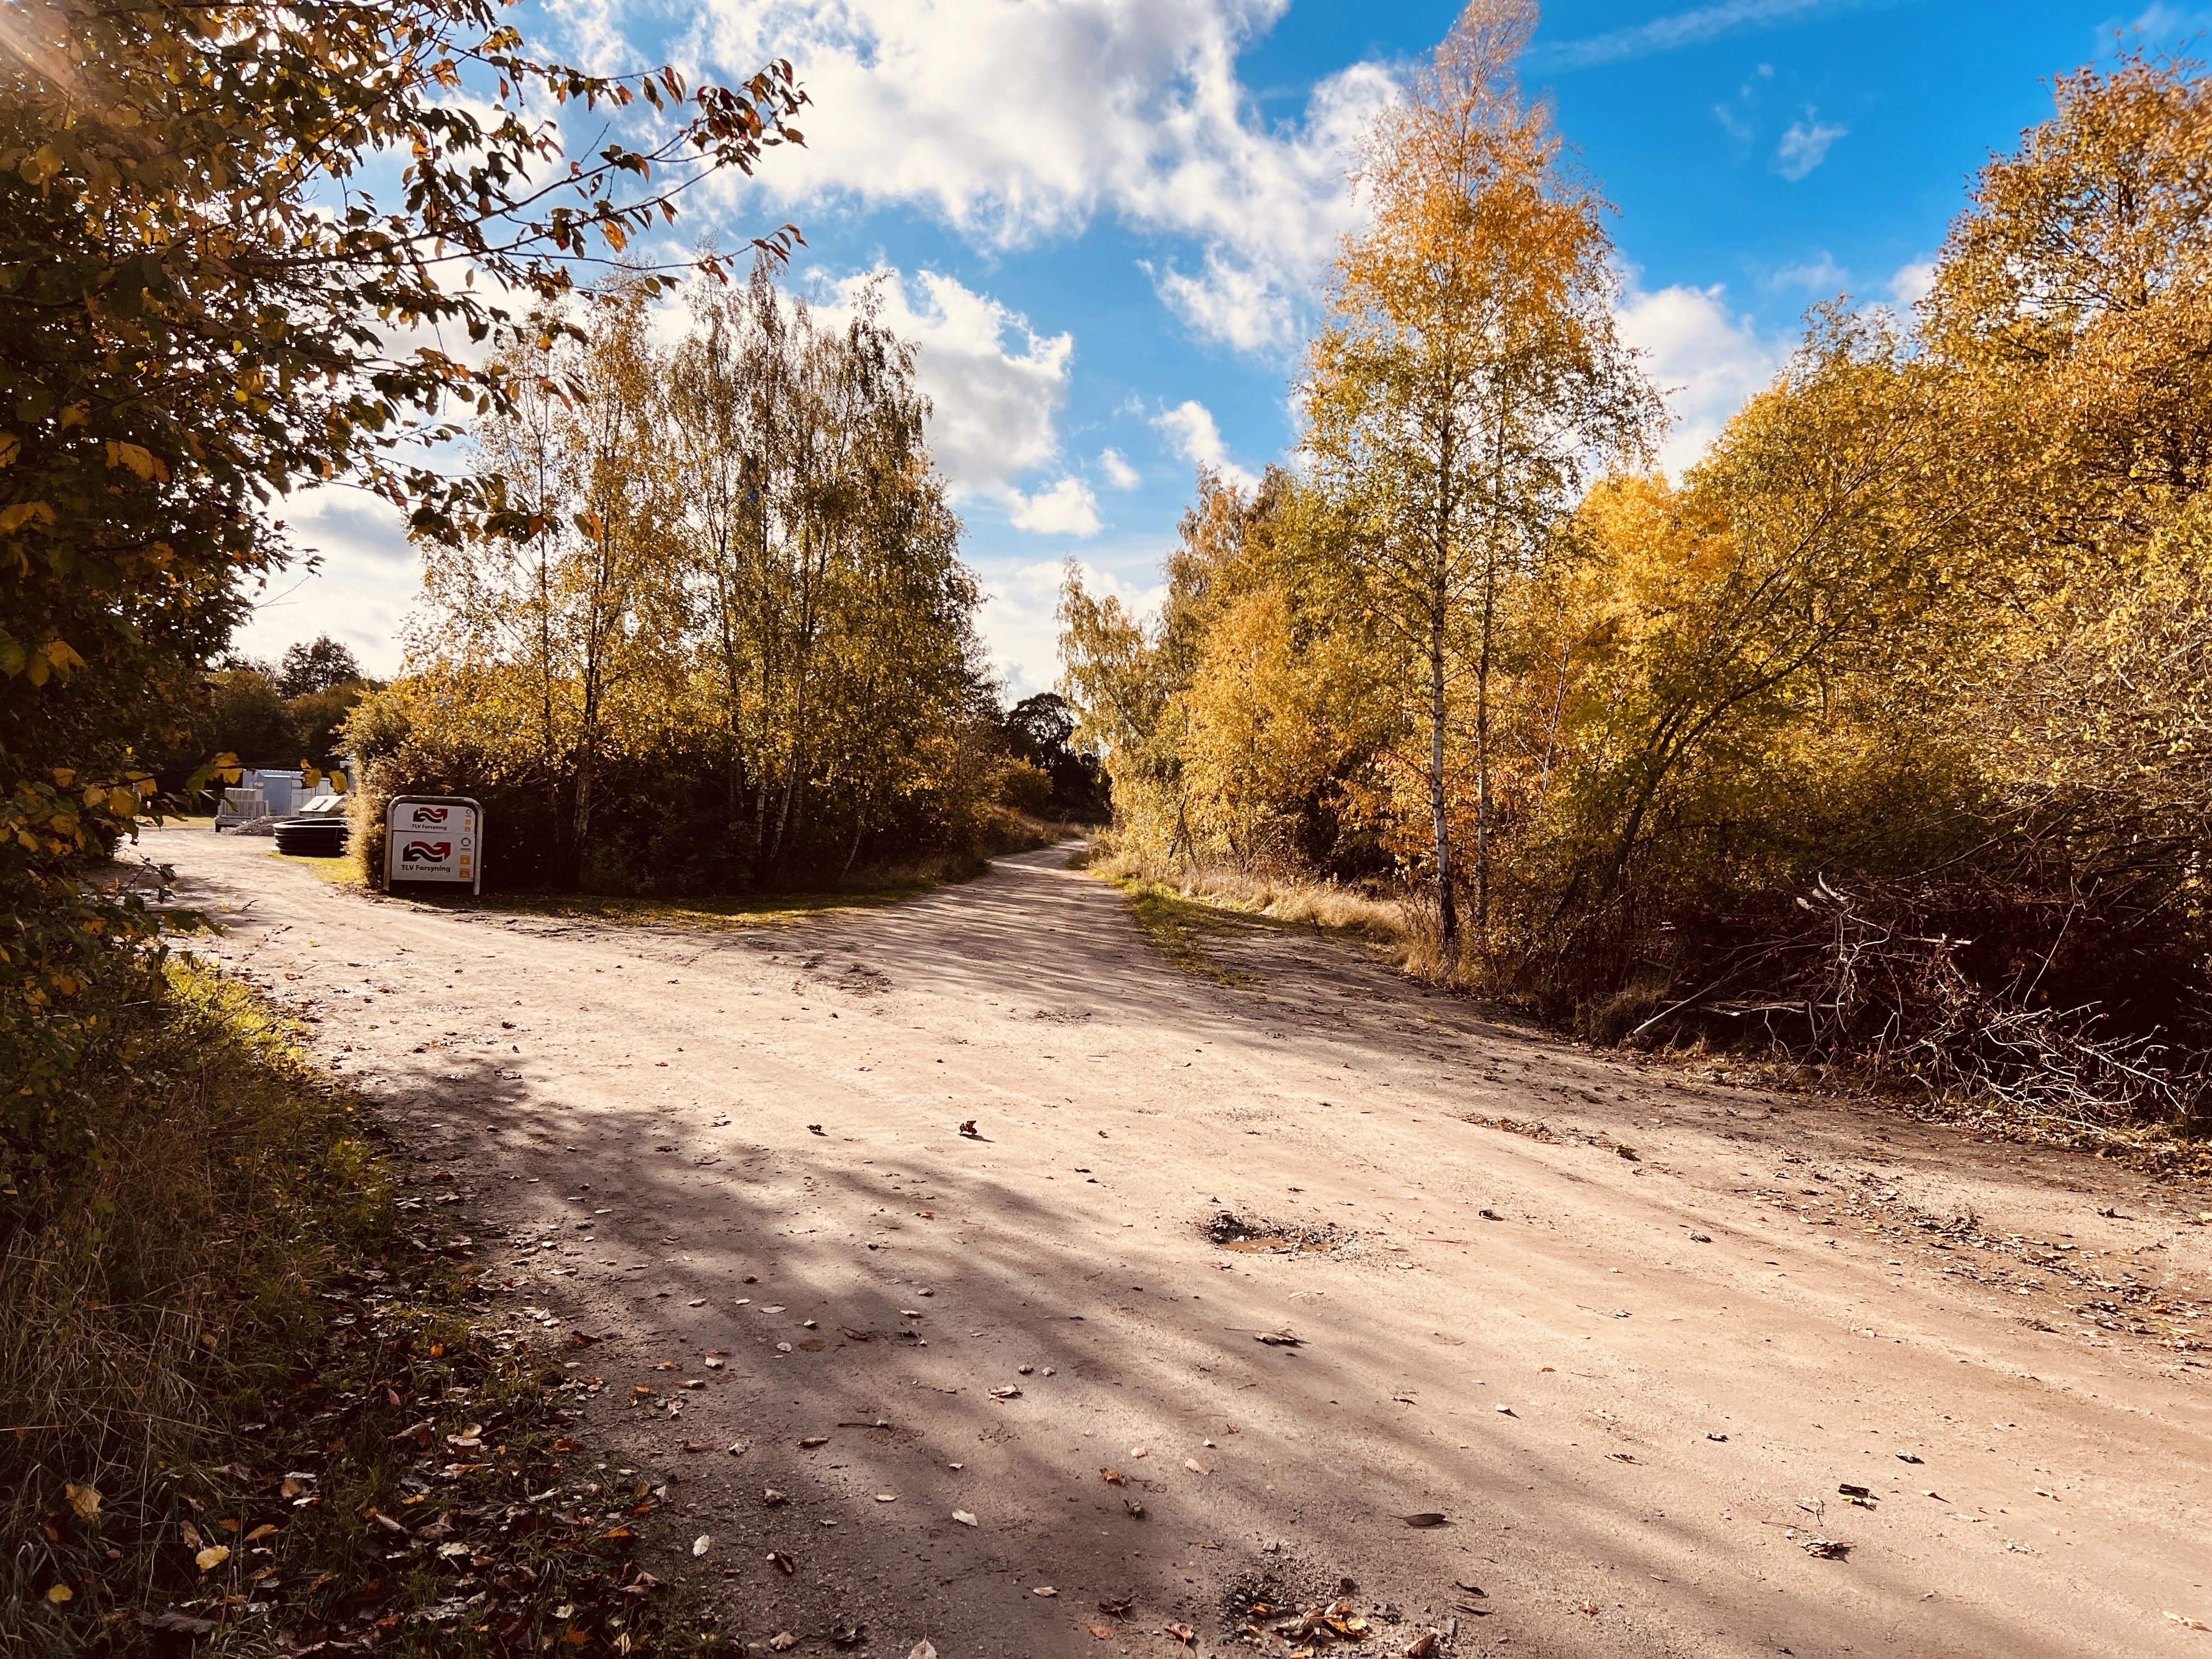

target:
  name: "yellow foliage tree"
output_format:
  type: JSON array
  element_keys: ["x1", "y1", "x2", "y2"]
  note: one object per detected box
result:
[{"x1": 1301, "y1": 0, "x2": 1655, "y2": 951}]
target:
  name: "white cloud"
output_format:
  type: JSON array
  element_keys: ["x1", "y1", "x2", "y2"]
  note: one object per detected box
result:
[
  {"x1": 1155, "y1": 398, "x2": 1259, "y2": 489},
  {"x1": 976, "y1": 554, "x2": 1166, "y2": 697},
  {"x1": 1613, "y1": 282, "x2": 1788, "y2": 478},
  {"x1": 1775, "y1": 111, "x2": 1846, "y2": 180},
  {"x1": 816, "y1": 266, "x2": 1074, "y2": 500},
  {"x1": 1889, "y1": 256, "x2": 1938, "y2": 307},
  {"x1": 234, "y1": 490, "x2": 420, "y2": 679},
  {"x1": 1098, "y1": 448, "x2": 1142, "y2": 490},
  {"x1": 1531, "y1": 0, "x2": 1836, "y2": 69},
  {"x1": 1007, "y1": 476, "x2": 1104, "y2": 537},
  {"x1": 2127, "y1": 4, "x2": 2212, "y2": 44},
  {"x1": 1712, "y1": 102, "x2": 1754, "y2": 141},
  {"x1": 681, "y1": 1, "x2": 1395, "y2": 352},
  {"x1": 1150, "y1": 249, "x2": 1297, "y2": 352},
  {"x1": 1769, "y1": 250, "x2": 1848, "y2": 292}
]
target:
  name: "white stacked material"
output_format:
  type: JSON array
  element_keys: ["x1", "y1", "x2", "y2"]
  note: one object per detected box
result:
[{"x1": 216, "y1": 788, "x2": 269, "y2": 831}]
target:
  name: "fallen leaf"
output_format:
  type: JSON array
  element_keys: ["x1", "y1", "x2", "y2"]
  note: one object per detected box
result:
[
  {"x1": 764, "y1": 1489, "x2": 788, "y2": 1505},
  {"x1": 2168, "y1": 1613, "x2": 2211, "y2": 1632},
  {"x1": 1254, "y1": 1330, "x2": 1302, "y2": 1347},
  {"x1": 874, "y1": 1493, "x2": 899, "y2": 1503},
  {"x1": 1801, "y1": 1538, "x2": 1851, "y2": 1559},
  {"x1": 1101, "y1": 1468, "x2": 1127, "y2": 1485},
  {"x1": 909, "y1": 1643, "x2": 939, "y2": 1659},
  {"x1": 1399, "y1": 1512, "x2": 1448, "y2": 1527},
  {"x1": 1098, "y1": 1597, "x2": 1133, "y2": 1616},
  {"x1": 990, "y1": 1386, "x2": 1023, "y2": 1401},
  {"x1": 800, "y1": 1436, "x2": 829, "y2": 1447},
  {"x1": 1088, "y1": 1625, "x2": 1114, "y2": 1639},
  {"x1": 1123, "y1": 1497, "x2": 1147, "y2": 1518},
  {"x1": 244, "y1": 1523, "x2": 278, "y2": 1542},
  {"x1": 692, "y1": 1534, "x2": 711, "y2": 1556},
  {"x1": 952, "y1": 1510, "x2": 978, "y2": 1527},
  {"x1": 64, "y1": 1484, "x2": 100, "y2": 1519},
  {"x1": 768, "y1": 1550, "x2": 796, "y2": 1575},
  {"x1": 1164, "y1": 1624, "x2": 1197, "y2": 1645},
  {"x1": 1406, "y1": 1635, "x2": 1440, "y2": 1658},
  {"x1": 45, "y1": 1585, "x2": 72, "y2": 1605},
  {"x1": 1185, "y1": 1458, "x2": 1209, "y2": 1475},
  {"x1": 195, "y1": 1545, "x2": 230, "y2": 1572},
  {"x1": 769, "y1": 1634, "x2": 798, "y2": 1652},
  {"x1": 1033, "y1": 1585, "x2": 1059, "y2": 1597}
]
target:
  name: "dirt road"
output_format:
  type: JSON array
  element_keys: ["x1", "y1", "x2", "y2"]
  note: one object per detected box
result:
[{"x1": 152, "y1": 823, "x2": 2212, "y2": 1658}]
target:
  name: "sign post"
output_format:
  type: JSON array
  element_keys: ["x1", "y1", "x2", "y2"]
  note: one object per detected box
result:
[{"x1": 386, "y1": 795, "x2": 484, "y2": 896}]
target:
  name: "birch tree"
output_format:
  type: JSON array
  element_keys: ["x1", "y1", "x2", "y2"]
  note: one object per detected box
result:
[{"x1": 1302, "y1": 0, "x2": 1655, "y2": 954}]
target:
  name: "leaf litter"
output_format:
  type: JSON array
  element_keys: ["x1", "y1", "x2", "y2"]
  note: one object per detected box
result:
[{"x1": 109, "y1": 1250, "x2": 705, "y2": 1655}]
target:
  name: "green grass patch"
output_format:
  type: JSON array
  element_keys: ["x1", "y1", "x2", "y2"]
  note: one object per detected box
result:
[
  {"x1": 452, "y1": 880, "x2": 938, "y2": 932},
  {"x1": 269, "y1": 847, "x2": 369, "y2": 887},
  {"x1": 1111, "y1": 878, "x2": 1262, "y2": 989},
  {"x1": 2, "y1": 962, "x2": 713, "y2": 1657}
]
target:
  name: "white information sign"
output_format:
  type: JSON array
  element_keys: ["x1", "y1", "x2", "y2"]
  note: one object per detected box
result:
[{"x1": 386, "y1": 797, "x2": 482, "y2": 891}]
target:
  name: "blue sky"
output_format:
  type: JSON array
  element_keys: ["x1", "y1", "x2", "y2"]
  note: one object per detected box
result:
[{"x1": 240, "y1": 0, "x2": 2212, "y2": 695}]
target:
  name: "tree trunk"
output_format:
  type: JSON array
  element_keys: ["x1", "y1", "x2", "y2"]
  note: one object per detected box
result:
[
  {"x1": 1429, "y1": 610, "x2": 1458, "y2": 958},
  {"x1": 841, "y1": 808, "x2": 866, "y2": 881},
  {"x1": 1474, "y1": 560, "x2": 1496, "y2": 932}
]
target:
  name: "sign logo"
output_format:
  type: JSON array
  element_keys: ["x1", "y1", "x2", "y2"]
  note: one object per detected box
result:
[
  {"x1": 409, "y1": 806, "x2": 449, "y2": 825},
  {"x1": 401, "y1": 840, "x2": 451, "y2": 863}
]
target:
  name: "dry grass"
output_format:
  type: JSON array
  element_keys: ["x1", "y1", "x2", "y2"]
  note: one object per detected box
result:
[
  {"x1": 1085, "y1": 837, "x2": 1412, "y2": 945},
  {"x1": 1, "y1": 960, "x2": 391, "y2": 1641},
  {"x1": 986, "y1": 810, "x2": 1092, "y2": 856},
  {"x1": 1085, "y1": 836, "x2": 1421, "y2": 990}
]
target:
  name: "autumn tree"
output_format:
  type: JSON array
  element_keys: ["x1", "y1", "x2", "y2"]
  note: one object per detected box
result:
[
  {"x1": 1926, "y1": 49, "x2": 2212, "y2": 568},
  {"x1": 275, "y1": 639, "x2": 365, "y2": 699},
  {"x1": 664, "y1": 266, "x2": 978, "y2": 879},
  {"x1": 397, "y1": 266, "x2": 988, "y2": 892},
  {"x1": 419, "y1": 285, "x2": 678, "y2": 882},
  {"x1": 1302, "y1": 0, "x2": 1655, "y2": 952}
]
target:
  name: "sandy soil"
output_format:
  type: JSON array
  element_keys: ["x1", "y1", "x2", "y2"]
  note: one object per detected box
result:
[{"x1": 148, "y1": 823, "x2": 2212, "y2": 1659}]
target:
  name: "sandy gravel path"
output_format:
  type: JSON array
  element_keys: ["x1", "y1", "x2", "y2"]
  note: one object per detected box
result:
[{"x1": 149, "y1": 823, "x2": 2212, "y2": 1659}]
